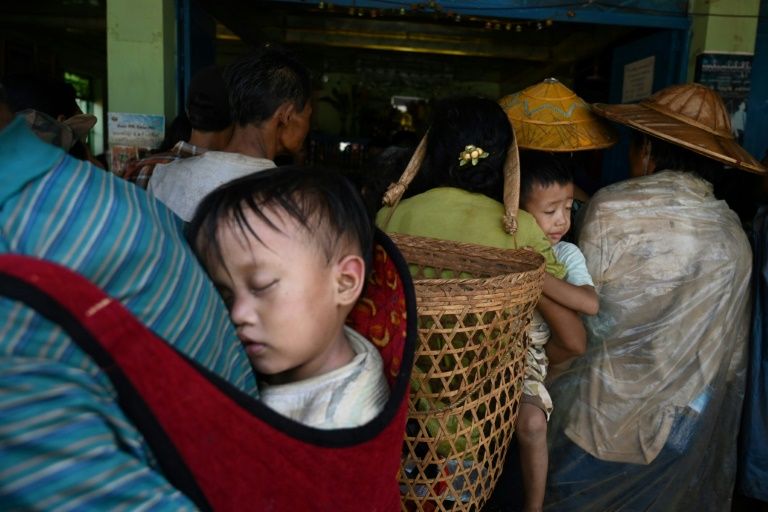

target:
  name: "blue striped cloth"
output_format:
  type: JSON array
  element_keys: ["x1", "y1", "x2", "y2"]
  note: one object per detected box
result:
[{"x1": 0, "y1": 117, "x2": 258, "y2": 510}]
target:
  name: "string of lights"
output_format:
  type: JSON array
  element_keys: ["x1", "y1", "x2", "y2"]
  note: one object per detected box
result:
[
  {"x1": 313, "y1": 0, "x2": 766, "y2": 22},
  {"x1": 315, "y1": 1, "x2": 558, "y2": 32}
]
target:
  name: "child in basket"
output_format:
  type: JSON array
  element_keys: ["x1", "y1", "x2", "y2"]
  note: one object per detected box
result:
[
  {"x1": 517, "y1": 151, "x2": 599, "y2": 512},
  {"x1": 188, "y1": 166, "x2": 389, "y2": 429}
]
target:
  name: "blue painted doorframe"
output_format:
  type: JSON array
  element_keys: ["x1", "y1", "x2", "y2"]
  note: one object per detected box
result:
[
  {"x1": 176, "y1": 0, "x2": 218, "y2": 116},
  {"x1": 601, "y1": 29, "x2": 691, "y2": 185},
  {"x1": 745, "y1": 0, "x2": 768, "y2": 163},
  {"x1": 175, "y1": 0, "x2": 693, "y2": 102},
  {"x1": 176, "y1": 0, "x2": 694, "y2": 183}
]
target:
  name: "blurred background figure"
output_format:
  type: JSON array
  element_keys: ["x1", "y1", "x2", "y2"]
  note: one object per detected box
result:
[
  {"x1": 3, "y1": 73, "x2": 100, "y2": 167},
  {"x1": 148, "y1": 44, "x2": 312, "y2": 221},
  {"x1": 122, "y1": 65, "x2": 233, "y2": 188}
]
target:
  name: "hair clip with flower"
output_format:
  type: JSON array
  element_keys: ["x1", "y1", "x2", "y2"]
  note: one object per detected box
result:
[{"x1": 458, "y1": 145, "x2": 490, "y2": 167}]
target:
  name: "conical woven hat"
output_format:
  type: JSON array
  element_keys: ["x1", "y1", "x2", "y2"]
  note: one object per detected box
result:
[
  {"x1": 499, "y1": 78, "x2": 617, "y2": 152},
  {"x1": 593, "y1": 83, "x2": 766, "y2": 175}
]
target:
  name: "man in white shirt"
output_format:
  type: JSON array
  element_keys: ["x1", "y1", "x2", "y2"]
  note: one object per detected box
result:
[{"x1": 149, "y1": 44, "x2": 312, "y2": 221}]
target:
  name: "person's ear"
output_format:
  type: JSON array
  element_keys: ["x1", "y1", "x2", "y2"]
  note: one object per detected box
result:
[
  {"x1": 642, "y1": 138, "x2": 656, "y2": 175},
  {"x1": 275, "y1": 102, "x2": 295, "y2": 128},
  {"x1": 334, "y1": 254, "x2": 366, "y2": 307}
]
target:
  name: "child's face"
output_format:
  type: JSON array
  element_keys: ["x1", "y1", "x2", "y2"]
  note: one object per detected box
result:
[
  {"x1": 523, "y1": 182, "x2": 574, "y2": 245},
  {"x1": 205, "y1": 206, "x2": 350, "y2": 384}
]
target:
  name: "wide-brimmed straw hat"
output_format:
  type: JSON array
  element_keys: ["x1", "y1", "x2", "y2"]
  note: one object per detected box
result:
[
  {"x1": 499, "y1": 78, "x2": 617, "y2": 152},
  {"x1": 593, "y1": 83, "x2": 766, "y2": 175}
]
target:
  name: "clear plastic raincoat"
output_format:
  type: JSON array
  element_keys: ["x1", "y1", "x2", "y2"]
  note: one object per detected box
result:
[{"x1": 546, "y1": 170, "x2": 752, "y2": 511}]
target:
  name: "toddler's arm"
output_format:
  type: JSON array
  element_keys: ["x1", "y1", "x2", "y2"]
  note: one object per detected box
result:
[
  {"x1": 542, "y1": 273, "x2": 599, "y2": 316},
  {"x1": 537, "y1": 295, "x2": 586, "y2": 364}
]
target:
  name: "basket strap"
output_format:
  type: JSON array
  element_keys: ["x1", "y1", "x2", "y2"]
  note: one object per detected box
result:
[
  {"x1": 501, "y1": 139, "x2": 520, "y2": 235},
  {"x1": 380, "y1": 133, "x2": 429, "y2": 230},
  {"x1": 380, "y1": 130, "x2": 520, "y2": 235}
]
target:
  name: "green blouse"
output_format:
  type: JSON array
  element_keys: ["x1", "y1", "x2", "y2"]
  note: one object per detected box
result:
[{"x1": 376, "y1": 187, "x2": 565, "y2": 278}]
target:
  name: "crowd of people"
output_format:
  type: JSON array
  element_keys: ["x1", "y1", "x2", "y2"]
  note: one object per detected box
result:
[{"x1": 0, "y1": 42, "x2": 765, "y2": 511}]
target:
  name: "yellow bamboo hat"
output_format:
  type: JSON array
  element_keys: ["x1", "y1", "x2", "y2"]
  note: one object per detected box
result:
[
  {"x1": 499, "y1": 77, "x2": 617, "y2": 152},
  {"x1": 592, "y1": 82, "x2": 766, "y2": 175}
]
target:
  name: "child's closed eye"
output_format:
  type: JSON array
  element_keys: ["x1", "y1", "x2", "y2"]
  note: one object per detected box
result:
[{"x1": 249, "y1": 279, "x2": 278, "y2": 295}]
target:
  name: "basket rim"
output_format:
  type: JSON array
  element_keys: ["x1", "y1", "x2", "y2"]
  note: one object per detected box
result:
[{"x1": 387, "y1": 232, "x2": 546, "y2": 286}]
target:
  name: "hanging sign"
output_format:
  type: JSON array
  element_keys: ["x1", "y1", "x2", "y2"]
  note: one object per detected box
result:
[{"x1": 622, "y1": 56, "x2": 655, "y2": 103}]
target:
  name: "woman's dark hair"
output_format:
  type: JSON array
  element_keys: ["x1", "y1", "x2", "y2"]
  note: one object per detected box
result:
[
  {"x1": 361, "y1": 145, "x2": 416, "y2": 217},
  {"x1": 188, "y1": 166, "x2": 373, "y2": 275},
  {"x1": 224, "y1": 44, "x2": 311, "y2": 127},
  {"x1": 519, "y1": 150, "x2": 575, "y2": 206},
  {"x1": 412, "y1": 96, "x2": 512, "y2": 201}
]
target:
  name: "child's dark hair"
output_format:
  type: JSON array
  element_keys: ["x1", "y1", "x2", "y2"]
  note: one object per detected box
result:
[
  {"x1": 411, "y1": 96, "x2": 512, "y2": 201},
  {"x1": 224, "y1": 44, "x2": 311, "y2": 127},
  {"x1": 188, "y1": 166, "x2": 373, "y2": 275},
  {"x1": 519, "y1": 150, "x2": 575, "y2": 206}
]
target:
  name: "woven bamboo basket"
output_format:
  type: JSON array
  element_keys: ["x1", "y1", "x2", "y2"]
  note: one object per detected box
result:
[{"x1": 381, "y1": 132, "x2": 546, "y2": 511}]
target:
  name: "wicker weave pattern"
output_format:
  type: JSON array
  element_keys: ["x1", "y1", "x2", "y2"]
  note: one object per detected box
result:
[{"x1": 392, "y1": 234, "x2": 545, "y2": 512}]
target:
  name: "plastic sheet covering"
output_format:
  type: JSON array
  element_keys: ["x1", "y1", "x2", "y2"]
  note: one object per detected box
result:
[
  {"x1": 545, "y1": 171, "x2": 752, "y2": 511},
  {"x1": 739, "y1": 206, "x2": 768, "y2": 501}
]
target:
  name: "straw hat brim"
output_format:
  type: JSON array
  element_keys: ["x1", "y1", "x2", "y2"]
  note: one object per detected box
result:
[
  {"x1": 593, "y1": 102, "x2": 766, "y2": 175},
  {"x1": 511, "y1": 118, "x2": 617, "y2": 152}
]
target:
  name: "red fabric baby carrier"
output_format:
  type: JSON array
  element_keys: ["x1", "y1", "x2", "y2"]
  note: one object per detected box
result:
[{"x1": 0, "y1": 229, "x2": 417, "y2": 511}]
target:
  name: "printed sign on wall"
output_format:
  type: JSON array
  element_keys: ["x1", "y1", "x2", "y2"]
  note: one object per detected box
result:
[
  {"x1": 106, "y1": 112, "x2": 165, "y2": 175},
  {"x1": 108, "y1": 112, "x2": 165, "y2": 149},
  {"x1": 695, "y1": 53, "x2": 753, "y2": 144}
]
